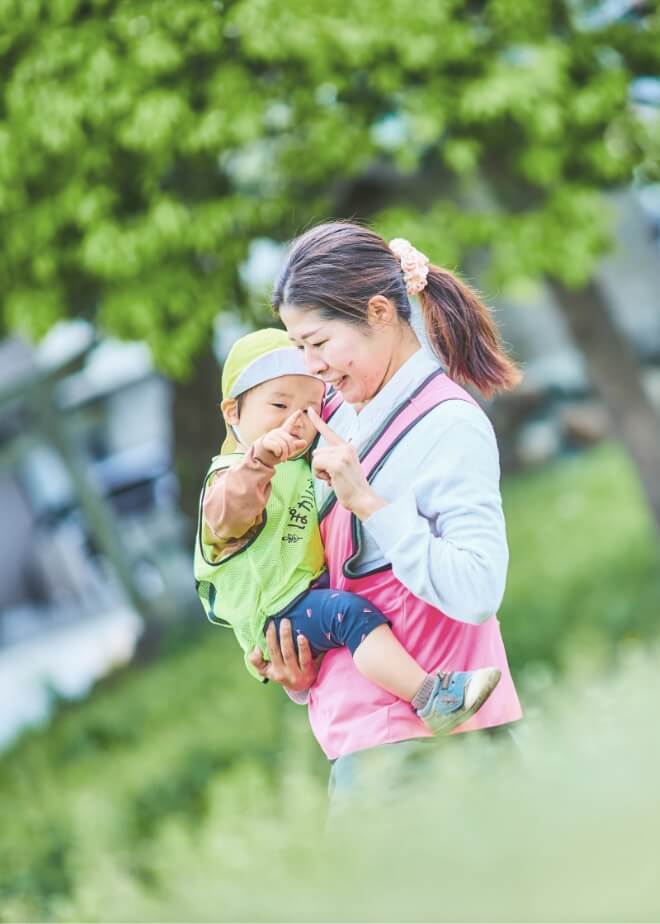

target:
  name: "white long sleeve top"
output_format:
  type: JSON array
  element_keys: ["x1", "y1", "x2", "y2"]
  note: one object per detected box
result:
[{"x1": 314, "y1": 347, "x2": 509, "y2": 625}]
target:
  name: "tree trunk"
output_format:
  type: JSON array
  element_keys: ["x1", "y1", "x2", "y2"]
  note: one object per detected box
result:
[
  {"x1": 551, "y1": 278, "x2": 660, "y2": 538},
  {"x1": 172, "y1": 345, "x2": 225, "y2": 532}
]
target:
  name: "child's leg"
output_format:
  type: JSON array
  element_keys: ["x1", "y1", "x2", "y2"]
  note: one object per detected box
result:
[
  {"x1": 268, "y1": 588, "x2": 501, "y2": 732},
  {"x1": 352, "y1": 624, "x2": 427, "y2": 701},
  {"x1": 349, "y1": 612, "x2": 502, "y2": 730},
  {"x1": 269, "y1": 589, "x2": 426, "y2": 701}
]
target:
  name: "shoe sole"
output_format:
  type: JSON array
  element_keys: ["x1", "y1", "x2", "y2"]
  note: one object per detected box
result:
[{"x1": 425, "y1": 667, "x2": 502, "y2": 735}]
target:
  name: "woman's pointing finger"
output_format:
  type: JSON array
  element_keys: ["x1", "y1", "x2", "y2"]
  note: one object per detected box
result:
[{"x1": 307, "y1": 406, "x2": 345, "y2": 445}]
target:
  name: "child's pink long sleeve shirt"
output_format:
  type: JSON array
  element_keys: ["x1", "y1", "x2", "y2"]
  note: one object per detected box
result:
[{"x1": 201, "y1": 443, "x2": 276, "y2": 561}]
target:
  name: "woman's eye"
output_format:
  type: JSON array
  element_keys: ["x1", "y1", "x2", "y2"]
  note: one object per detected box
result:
[{"x1": 311, "y1": 341, "x2": 327, "y2": 348}]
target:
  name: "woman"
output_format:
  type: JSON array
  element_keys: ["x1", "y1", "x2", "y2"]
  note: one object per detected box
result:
[{"x1": 248, "y1": 221, "x2": 523, "y2": 801}]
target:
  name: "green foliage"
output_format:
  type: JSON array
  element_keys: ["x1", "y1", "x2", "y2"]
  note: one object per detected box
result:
[
  {"x1": 50, "y1": 650, "x2": 660, "y2": 922},
  {"x1": 0, "y1": 628, "x2": 298, "y2": 919},
  {"x1": 501, "y1": 443, "x2": 660, "y2": 675},
  {"x1": 1, "y1": 1, "x2": 658, "y2": 374},
  {"x1": 1, "y1": 442, "x2": 659, "y2": 920}
]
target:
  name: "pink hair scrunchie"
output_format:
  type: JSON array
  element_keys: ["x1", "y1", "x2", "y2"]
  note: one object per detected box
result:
[{"x1": 389, "y1": 238, "x2": 430, "y2": 296}]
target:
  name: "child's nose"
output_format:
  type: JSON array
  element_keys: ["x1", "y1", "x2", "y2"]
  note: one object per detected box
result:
[{"x1": 290, "y1": 416, "x2": 304, "y2": 436}]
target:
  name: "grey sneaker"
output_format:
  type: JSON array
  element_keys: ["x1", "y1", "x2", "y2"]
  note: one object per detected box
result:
[{"x1": 416, "y1": 667, "x2": 501, "y2": 734}]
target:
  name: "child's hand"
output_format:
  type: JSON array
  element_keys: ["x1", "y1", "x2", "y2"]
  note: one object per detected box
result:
[{"x1": 254, "y1": 410, "x2": 308, "y2": 465}]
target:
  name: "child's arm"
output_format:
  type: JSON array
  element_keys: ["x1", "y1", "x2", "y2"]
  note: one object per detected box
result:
[
  {"x1": 202, "y1": 442, "x2": 277, "y2": 545},
  {"x1": 203, "y1": 413, "x2": 308, "y2": 555}
]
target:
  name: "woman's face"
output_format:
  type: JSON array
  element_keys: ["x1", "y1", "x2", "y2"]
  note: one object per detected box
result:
[{"x1": 280, "y1": 305, "x2": 396, "y2": 406}]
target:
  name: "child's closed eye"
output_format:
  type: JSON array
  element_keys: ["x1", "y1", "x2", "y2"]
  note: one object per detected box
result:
[{"x1": 272, "y1": 403, "x2": 288, "y2": 409}]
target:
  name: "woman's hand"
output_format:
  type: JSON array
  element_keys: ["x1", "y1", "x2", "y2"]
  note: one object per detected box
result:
[
  {"x1": 307, "y1": 407, "x2": 387, "y2": 520},
  {"x1": 248, "y1": 618, "x2": 323, "y2": 691}
]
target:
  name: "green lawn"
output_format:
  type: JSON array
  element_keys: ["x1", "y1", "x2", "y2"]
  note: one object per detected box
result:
[
  {"x1": 501, "y1": 443, "x2": 660, "y2": 675},
  {"x1": 1, "y1": 441, "x2": 659, "y2": 922}
]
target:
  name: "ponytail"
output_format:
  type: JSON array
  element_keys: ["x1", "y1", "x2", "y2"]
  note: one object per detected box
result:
[{"x1": 420, "y1": 265, "x2": 522, "y2": 398}]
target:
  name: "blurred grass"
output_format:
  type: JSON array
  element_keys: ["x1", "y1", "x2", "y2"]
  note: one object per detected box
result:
[
  {"x1": 501, "y1": 442, "x2": 660, "y2": 676},
  {"x1": 1, "y1": 441, "x2": 659, "y2": 922}
]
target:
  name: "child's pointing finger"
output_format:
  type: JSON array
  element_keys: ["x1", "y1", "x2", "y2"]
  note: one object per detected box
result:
[{"x1": 281, "y1": 409, "x2": 304, "y2": 434}]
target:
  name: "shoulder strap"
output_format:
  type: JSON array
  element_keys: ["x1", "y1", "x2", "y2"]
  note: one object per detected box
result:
[
  {"x1": 322, "y1": 386, "x2": 343, "y2": 424},
  {"x1": 343, "y1": 372, "x2": 480, "y2": 579},
  {"x1": 360, "y1": 370, "x2": 481, "y2": 480},
  {"x1": 318, "y1": 369, "x2": 450, "y2": 522}
]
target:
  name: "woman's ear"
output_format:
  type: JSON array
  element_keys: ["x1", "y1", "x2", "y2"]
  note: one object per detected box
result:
[
  {"x1": 221, "y1": 397, "x2": 239, "y2": 426},
  {"x1": 366, "y1": 294, "x2": 396, "y2": 328}
]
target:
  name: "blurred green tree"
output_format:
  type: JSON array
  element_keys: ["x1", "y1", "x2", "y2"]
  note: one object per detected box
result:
[{"x1": 1, "y1": 0, "x2": 659, "y2": 525}]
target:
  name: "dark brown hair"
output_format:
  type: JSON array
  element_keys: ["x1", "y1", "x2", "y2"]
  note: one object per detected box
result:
[{"x1": 273, "y1": 221, "x2": 521, "y2": 398}]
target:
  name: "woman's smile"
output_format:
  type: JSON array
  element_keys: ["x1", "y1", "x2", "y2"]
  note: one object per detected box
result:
[{"x1": 327, "y1": 374, "x2": 348, "y2": 391}]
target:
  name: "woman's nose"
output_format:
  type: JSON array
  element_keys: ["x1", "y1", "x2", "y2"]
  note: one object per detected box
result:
[{"x1": 304, "y1": 351, "x2": 328, "y2": 375}]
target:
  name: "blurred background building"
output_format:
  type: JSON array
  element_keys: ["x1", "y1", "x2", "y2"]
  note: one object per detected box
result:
[{"x1": 0, "y1": 328, "x2": 193, "y2": 746}]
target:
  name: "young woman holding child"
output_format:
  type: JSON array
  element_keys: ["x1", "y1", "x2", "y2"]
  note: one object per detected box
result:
[{"x1": 246, "y1": 221, "x2": 523, "y2": 803}]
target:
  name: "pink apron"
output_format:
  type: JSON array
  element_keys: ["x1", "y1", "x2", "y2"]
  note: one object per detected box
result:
[{"x1": 309, "y1": 369, "x2": 522, "y2": 759}]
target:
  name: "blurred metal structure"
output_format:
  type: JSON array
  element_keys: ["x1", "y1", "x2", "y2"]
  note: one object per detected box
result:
[{"x1": 0, "y1": 331, "x2": 196, "y2": 651}]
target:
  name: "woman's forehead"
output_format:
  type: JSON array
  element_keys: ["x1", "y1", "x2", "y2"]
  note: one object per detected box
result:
[{"x1": 279, "y1": 305, "x2": 324, "y2": 340}]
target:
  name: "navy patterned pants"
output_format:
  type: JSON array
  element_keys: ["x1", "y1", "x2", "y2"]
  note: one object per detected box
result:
[{"x1": 265, "y1": 572, "x2": 390, "y2": 657}]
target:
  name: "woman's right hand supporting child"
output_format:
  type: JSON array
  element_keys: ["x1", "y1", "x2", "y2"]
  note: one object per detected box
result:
[{"x1": 248, "y1": 619, "x2": 323, "y2": 693}]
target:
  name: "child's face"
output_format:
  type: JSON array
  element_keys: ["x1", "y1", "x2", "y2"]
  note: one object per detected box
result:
[{"x1": 224, "y1": 375, "x2": 325, "y2": 450}]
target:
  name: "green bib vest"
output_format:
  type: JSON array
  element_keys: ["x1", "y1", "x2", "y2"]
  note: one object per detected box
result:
[{"x1": 194, "y1": 452, "x2": 326, "y2": 681}]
